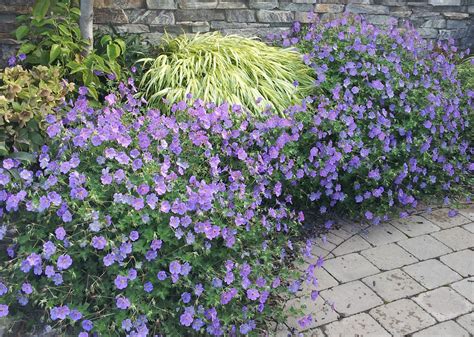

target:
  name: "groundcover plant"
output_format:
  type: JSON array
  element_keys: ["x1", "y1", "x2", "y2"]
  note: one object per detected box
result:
[
  {"x1": 271, "y1": 15, "x2": 473, "y2": 222},
  {"x1": 0, "y1": 84, "x2": 314, "y2": 336}
]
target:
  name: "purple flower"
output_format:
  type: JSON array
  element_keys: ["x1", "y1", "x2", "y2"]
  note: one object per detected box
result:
[
  {"x1": 179, "y1": 307, "x2": 194, "y2": 327},
  {"x1": 50, "y1": 305, "x2": 70, "y2": 320},
  {"x1": 114, "y1": 275, "x2": 128, "y2": 290},
  {"x1": 246, "y1": 288, "x2": 259, "y2": 300},
  {"x1": 57, "y1": 254, "x2": 72, "y2": 270},
  {"x1": 21, "y1": 282, "x2": 33, "y2": 294},
  {"x1": 144, "y1": 282, "x2": 153, "y2": 293},
  {"x1": 129, "y1": 231, "x2": 139, "y2": 241},
  {"x1": 116, "y1": 296, "x2": 131, "y2": 310},
  {"x1": 0, "y1": 304, "x2": 8, "y2": 317},
  {"x1": 82, "y1": 320, "x2": 93, "y2": 331},
  {"x1": 91, "y1": 236, "x2": 107, "y2": 250},
  {"x1": 105, "y1": 93, "x2": 116, "y2": 105},
  {"x1": 55, "y1": 227, "x2": 66, "y2": 240}
]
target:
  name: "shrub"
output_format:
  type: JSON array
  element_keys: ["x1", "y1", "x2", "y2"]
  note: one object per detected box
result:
[
  {"x1": 271, "y1": 16, "x2": 472, "y2": 222},
  {"x1": 0, "y1": 84, "x2": 317, "y2": 336},
  {"x1": 139, "y1": 32, "x2": 314, "y2": 116},
  {"x1": 15, "y1": 0, "x2": 128, "y2": 100},
  {"x1": 0, "y1": 64, "x2": 73, "y2": 157}
]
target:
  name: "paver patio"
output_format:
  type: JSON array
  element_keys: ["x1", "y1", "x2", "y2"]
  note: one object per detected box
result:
[{"x1": 279, "y1": 205, "x2": 474, "y2": 336}]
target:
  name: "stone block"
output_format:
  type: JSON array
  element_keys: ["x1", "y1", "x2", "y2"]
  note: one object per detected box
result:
[
  {"x1": 217, "y1": 0, "x2": 247, "y2": 8},
  {"x1": 457, "y1": 313, "x2": 474, "y2": 335},
  {"x1": 284, "y1": 295, "x2": 339, "y2": 331},
  {"x1": 321, "y1": 280, "x2": 383, "y2": 316},
  {"x1": 423, "y1": 208, "x2": 471, "y2": 229},
  {"x1": 94, "y1": 8, "x2": 129, "y2": 24},
  {"x1": 440, "y1": 249, "x2": 474, "y2": 277},
  {"x1": 470, "y1": 6, "x2": 474, "y2": 14},
  {"x1": 295, "y1": 11, "x2": 314, "y2": 23},
  {"x1": 464, "y1": 222, "x2": 474, "y2": 233},
  {"x1": 345, "y1": 4, "x2": 389, "y2": 14},
  {"x1": 448, "y1": 19, "x2": 469, "y2": 29},
  {"x1": 95, "y1": 0, "x2": 146, "y2": 8},
  {"x1": 220, "y1": 26, "x2": 289, "y2": 37},
  {"x1": 323, "y1": 313, "x2": 391, "y2": 337},
  {"x1": 127, "y1": 9, "x2": 175, "y2": 24},
  {"x1": 323, "y1": 253, "x2": 379, "y2": 282},
  {"x1": 210, "y1": 21, "x2": 269, "y2": 29},
  {"x1": 361, "y1": 243, "x2": 418, "y2": 271},
  {"x1": 369, "y1": 299, "x2": 436, "y2": 335},
  {"x1": 146, "y1": 0, "x2": 177, "y2": 9},
  {"x1": 365, "y1": 15, "x2": 397, "y2": 26},
  {"x1": 451, "y1": 277, "x2": 474, "y2": 302},
  {"x1": 439, "y1": 28, "x2": 468, "y2": 39},
  {"x1": 389, "y1": 7, "x2": 412, "y2": 18},
  {"x1": 257, "y1": 10, "x2": 294, "y2": 23},
  {"x1": 429, "y1": 0, "x2": 461, "y2": 5},
  {"x1": 414, "y1": 287, "x2": 472, "y2": 321},
  {"x1": 362, "y1": 269, "x2": 425, "y2": 302},
  {"x1": 403, "y1": 259, "x2": 462, "y2": 289},
  {"x1": 431, "y1": 227, "x2": 474, "y2": 251},
  {"x1": 175, "y1": 9, "x2": 225, "y2": 21},
  {"x1": 114, "y1": 24, "x2": 150, "y2": 33},
  {"x1": 178, "y1": 21, "x2": 211, "y2": 32},
  {"x1": 458, "y1": 206, "x2": 474, "y2": 221},
  {"x1": 292, "y1": 0, "x2": 316, "y2": 3},
  {"x1": 413, "y1": 321, "x2": 470, "y2": 337},
  {"x1": 298, "y1": 266, "x2": 339, "y2": 295},
  {"x1": 226, "y1": 9, "x2": 256, "y2": 22},
  {"x1": 332, "y1": 235, "x2": 371, "y2": 256},
  {"x1": 314, "y1": 4, "x2": 345, "y2": 12},
  {"x1": 178, "y1": 0, "x2": 218, "y2": 9},
  {"x1": 361, "y1": 223, "x2": 407, "y2": 246},
  {"x1": 278, "y1": 2, "x2": 314, "y2": 11},
  {"x1": 421, "y1": 18, "x2": 447, "y2": 29},
  {"x1": 417, "y1": 27, "x2": 439, "y2": 39},
  {"x1": 0, "y1": 5, "x2": 31, "y2": 14},
  {"x1": 391, "y1": 215, "x2": 440, "y2": 237},
  {"x1": 398, "y1": 234, "x2": 452, "y2": 260},
  {"x1": 249, "y1": 0, "x2": 278, "y2": 9}
]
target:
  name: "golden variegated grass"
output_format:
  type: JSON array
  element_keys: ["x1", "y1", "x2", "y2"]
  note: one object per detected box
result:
[{"x1": 139, "y1": 32, "x2": 314, "y2": 117}]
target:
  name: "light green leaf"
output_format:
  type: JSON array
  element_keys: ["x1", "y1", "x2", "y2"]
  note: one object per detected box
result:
[
  {"x1": 49, "y1": 44, "x2": 61, "y2": 63},
  {"x1": 15, "y1": 25, "x2": 29, "y2": 40},
  {"x1": 32, "y1": 0, "x2": 51, "y2": 19}
]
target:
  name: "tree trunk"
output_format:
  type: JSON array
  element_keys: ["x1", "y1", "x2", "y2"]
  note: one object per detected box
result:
[{"x1": 79, "y1": 0, "x2": 94, "y2": 54}]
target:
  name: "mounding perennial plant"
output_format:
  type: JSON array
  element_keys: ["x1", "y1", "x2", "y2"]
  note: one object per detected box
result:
[
  {"x1": 270, "y1": 15, "x2": 473, "y2": 222},
  {"x1": 0, "y1": 84, "x2": 317, "y2": 336}
]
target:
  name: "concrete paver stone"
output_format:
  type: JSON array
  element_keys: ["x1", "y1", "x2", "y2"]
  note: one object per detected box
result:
[
  {"x1": 369, "y1": 299, "x2": 436, "y2": 335},
  {"x1": 413, "y1": 287, "x2": 472, "y2": 321},
  {"x1": 320, "y1": 280, "x2": 384, "y2": 316},
  {"x1": 402, "y1": 259, "x2": 462, "y2": 289}
]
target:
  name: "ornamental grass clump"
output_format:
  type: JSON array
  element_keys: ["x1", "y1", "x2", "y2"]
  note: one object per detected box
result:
[
  {"x1": 139, "y1": 32, "x2": 314, "y2": 116},
  {"x1": 271, "y1": 15, "x2": 473, "y2": 222},
  {"x1": 0, "y1": 83, "x2": 322, "y2": 336}
]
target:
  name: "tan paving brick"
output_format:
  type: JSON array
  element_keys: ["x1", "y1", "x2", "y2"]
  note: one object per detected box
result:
[
  {"x1": 360, "y1": 223, "x2": 407, "y2": 246},
  {"x1": 398, "y1": 234, "x2": 452, "y2": 260},
  {"x1": 320, "y1": 280, "x2": 383, "y2": 316},
  {"x1": 422, "y1": 208, "x2": 471, "y2": 229},
  {"x1": 412, "y1": 321, "x2": 470, "y2": 337},
  {"x1": 332, "y1": 235, "x2": 371, "y2": 256},
  {"x1": 431, "y1": 227, "x2": 474, "y2": 251},
  {"x1": 323, "y1": 253, "x2": 379, "y2": 283},
  {"x1": 391, "y1": 214, "x2": 441, "y2": 237},
  {"x1": 322, "y1": 313, "x2": 390, "y2": 337},
  {"x1": 413, "y1": 287, "x2": 472, "y2": 321},
  {"x1": 451, "y1": 277, "x2": 474, "y2": 303},
  {"x1": 456, "y1": 313, "x2": 474, "y2": 335},
  {"x1": 369, "y1": 299, "x2": 436, "y2": 335},
  {"x1": 361, "y1": 243, "x2": 418, "y2": 270},
  {"x1": 440, "y1": 250, "x2": 474, "y2": 277},
  {"x1": 403, "y1": 259, "x2": 462, "y2": 289},
  {"x1": 362, "y1": 269, "x2": 425, "y2": 302},
  {"x1": 284, "y1": 295, "x2": 339, "y2": 331}
]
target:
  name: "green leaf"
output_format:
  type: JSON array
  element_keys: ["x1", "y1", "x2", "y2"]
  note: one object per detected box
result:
[
  {"x1": 107, "y1": 43, "x2": 121, "y2": 60},
  {"x1": 10, "y1": 151, "x2": 36, "y2": 163},
  {"x1": 49, "y1": 43, "x2": 61, "y2": 63},
  {"x1": 18, "y1": 43, "x2": 36, "y2": 54},
  {"x1": 15, "y1": 25, "x2": 30, "y2": 40},
  {"x1": 32, "y1": 0, "x2": 51, "y2": 20}
]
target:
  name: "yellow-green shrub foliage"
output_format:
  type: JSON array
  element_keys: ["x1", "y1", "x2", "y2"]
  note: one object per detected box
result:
[
  {"x1": 0, "y1": 65, "x2": 73, "y2": 156},
  {"x1": 139, "y1": 32, "x2": 314, "y2": 116}
]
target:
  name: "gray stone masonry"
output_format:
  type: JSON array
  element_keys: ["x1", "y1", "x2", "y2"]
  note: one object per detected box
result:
[{"x1": 0, "y1": 0, "x2": 473, "y2": 65}]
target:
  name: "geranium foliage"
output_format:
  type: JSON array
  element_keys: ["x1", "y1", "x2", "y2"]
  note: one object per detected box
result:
[
  {"x1": 272, "y1": 15, "x2": 473, "y2": 222},
  {"x1": 0, "y1": 84, "x2": 313, "y2": 336}
]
